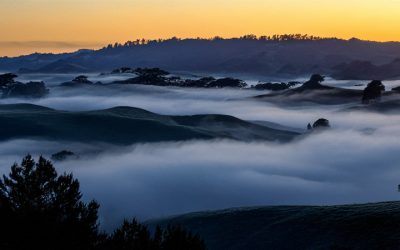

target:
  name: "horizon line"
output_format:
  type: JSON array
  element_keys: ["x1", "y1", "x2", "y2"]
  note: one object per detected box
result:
[{"x1": 2, "y1": 34, "x2": 400, "y2": 58}]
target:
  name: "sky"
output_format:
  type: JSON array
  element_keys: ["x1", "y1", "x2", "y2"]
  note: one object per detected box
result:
[{"x1": 1, "y1": 0, "x2": 400, "y2": 56}]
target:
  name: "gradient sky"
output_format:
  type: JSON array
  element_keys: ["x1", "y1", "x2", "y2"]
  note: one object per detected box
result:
[{"x1": 1, "y1": 0, "x2": 400, "y2": 56}]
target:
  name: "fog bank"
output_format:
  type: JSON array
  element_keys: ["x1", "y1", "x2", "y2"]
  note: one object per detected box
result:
[{"x1": 0, "y1": 126, "x2": 399, "y2": 230}]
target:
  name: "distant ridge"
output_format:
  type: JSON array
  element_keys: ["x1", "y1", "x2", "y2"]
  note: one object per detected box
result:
[{"x1": 2, "y1": 35, "x2": 400, "y2": 79}]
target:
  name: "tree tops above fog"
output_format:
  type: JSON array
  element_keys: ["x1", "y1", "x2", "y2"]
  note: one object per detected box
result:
[
  {"x1": 0, "y1": 73, "x2": 48, "y2": 98},
  {"x1": 0, "y1": 155, "x2": 207, "y2": 250},
  {"x1": 0, "y1": 73, "x2": 18, "y2": 86},
  {"x1": 110, "y1": 68, "x2": 247, "y2": 88},
  {"x1": 362, "y1": 80, "x2": 385, "y2": 104},
  {"x1": 300, "y1": 74, "x2": 330, "y2": 90}
]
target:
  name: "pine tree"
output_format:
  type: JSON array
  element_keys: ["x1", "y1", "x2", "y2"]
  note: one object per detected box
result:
[{"x1": 0, "y1": 155, "x2": 99, "y2": 250}]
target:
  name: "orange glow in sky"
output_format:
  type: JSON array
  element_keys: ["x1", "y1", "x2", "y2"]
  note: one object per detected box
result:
[{"x1": 1, "y1": 0, "x2": 400, "y2": 56}]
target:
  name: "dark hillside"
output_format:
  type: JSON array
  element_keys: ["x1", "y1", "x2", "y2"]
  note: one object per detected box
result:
[{"x1": 148, "y1": 201, "x2": 400, "y2": 250}]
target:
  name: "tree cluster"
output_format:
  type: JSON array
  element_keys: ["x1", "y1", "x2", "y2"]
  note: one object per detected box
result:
[
  {"x1": 0, "y1": 155, "x2": 207, "y2": 250},
  {"x1": 102, "y1": 34, "x2": 339, "y2": 49},
  {"x1": 362, "y1": 80, "x2": 385, "y2": 104},
  {"x1": 307, "y1": 118, "x2": 331, "y2": 130},
  {"x1": 60, "y1": 75, "x2": 96, "y2": 87},
  {"x1": 112, "y1": 68, "x2": 247, "y2": 89},
  {"x1": 100, "y1": 220, "x2": 206, "y2": 250},
  {"x1": 0, "y1": 73, "x2": 49, "y2": 98},
  {"x1": 252, "y1": 81, "x2": 300, "y2": 91},
  {"x1": 0, "y1": 73, "x2": 18, "y2": 87}
]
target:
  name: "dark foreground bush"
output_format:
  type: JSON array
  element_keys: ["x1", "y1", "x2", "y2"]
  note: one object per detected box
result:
[
  {"x1": 99, "y1": 220, "x2": 206, "y2": 250},
  {"x1": 0, "y1": 155, "x2": 206, "y2": 250}
]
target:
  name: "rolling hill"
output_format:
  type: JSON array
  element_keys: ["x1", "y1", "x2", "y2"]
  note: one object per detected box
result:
[
  {"x1": 0, "y1": 104, "x2": 299, "y2": 144},
  {"x1": 147, "y1": 201, "x2": 400, "y2": 250}
]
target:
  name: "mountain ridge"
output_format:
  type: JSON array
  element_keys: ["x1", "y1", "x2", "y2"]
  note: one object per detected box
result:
[{"x1": 2, "y1": 37, "x2": 400, "y2": 79}]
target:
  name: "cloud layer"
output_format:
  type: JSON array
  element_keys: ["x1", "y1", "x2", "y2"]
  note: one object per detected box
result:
[
  {"x1": 1, "y1": 126, "x2": 399, "y2": 230},
  {"x1": 1, "y1": 76, "x2": 400, "y2": 230}
]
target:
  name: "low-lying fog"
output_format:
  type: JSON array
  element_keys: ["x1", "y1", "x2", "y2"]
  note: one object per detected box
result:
[
  {"x1": 1, "y1": 73, "x2": 400, "y2": 230},
  {"x1": 2, "y1": 74, "x2": 400, "y2": 130},
  {"x1": 0, "y1": 129, "x2": 399, "y2": 230}
]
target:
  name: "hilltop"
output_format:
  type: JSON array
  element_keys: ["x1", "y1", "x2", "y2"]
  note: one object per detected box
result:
[
  {"x1": 2, "y1": 36, "x2": 400, "y2": 79},
  {"x1": 0, "y1": 104, "x2": 299, "y2": 144}
]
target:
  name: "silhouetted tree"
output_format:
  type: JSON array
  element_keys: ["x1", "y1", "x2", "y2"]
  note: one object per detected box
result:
[
  {"x1": 0, "y1": 155, "x2": 99, "y2": 250},
  {"x1": 3, "y1": 81, "x2": 49, "y2": 98},
  {"x1": 135, "y1": 68, "x2": 169, "y2": 78},
  {"x1": 313, "y1": 74, "x2": 325, "y2": 82},
  {"x1": 0, "y1": 155, "x2": 208, "y2": 250},
  {"x1": 392, "y1": 85, "x2": 400, "y2": 92},
  {"x1": 130, "y1": 68, "x2": 170, "y2": 85},
  {"x1": 99, "y1": 221, "x2": 206, "y2": 250},
  {"x1": 104, "y1": 219, "x2": 157, "y2": 250},
  {"x1": 154, "y1": 226, "x2": 163, "y2": 248},
  {"x1": 0, "y1": 73, "x2": 17, "y2": 87},
  {"x1": 206, "y1": 78, "x2": 247, "y2": 88},
  {"x1": 73, "y1": 75, "x2": 92, "y2": 84},
  {"x1": 253, "y1": 82, "x2": 299, "y2": 91},
  {"x1": 51, "y1": 150, "x2": 76, "y2": 161},
  {"x1": 313, "y1": 118, "x2": 330, "y2": 129},
  {"x1": 297, "y1": 74, "x2": 333, "y2": 92},
  {"x1": 101, "y1": 34, "x2": 338, "y2": 50},
  {"x1": 240, "y1": 34, "x2": 257, "y2": 40},
  {"x1": 362, "y1": 80, "x2": 385, "y2": 104},
  {"x1": 161, "y1": 225, "x2": 207, "y2": 250}
]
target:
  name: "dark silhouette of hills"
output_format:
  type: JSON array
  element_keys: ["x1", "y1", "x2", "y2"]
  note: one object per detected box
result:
[
  {"x1": 2, "y1": 35, "x2": 400, "y2": 78},
  {"x1": 254, "y1": 74, "x2": 364, "y2": 104},
  {"x1": 19, "y1": 61, "x2": 90, "y2": 73},
  {"x1": 148, "y1": 201, "x2": 400, "y2": 250},
  {"x1": 0, "y1": 104, "x2": 299, "y2": 144},
  {"x1": 254, "y1": 74, "x2": 400, "y2": 107},
  {"x1": 0, "y1": 50, "x2": 91, "y2": 72},
  {"x1": 346, "y1": 99, "x2": 400, "y2": 113},
  {"x1": 332, "y1": 58, "x2": 400, "y2": 80}
]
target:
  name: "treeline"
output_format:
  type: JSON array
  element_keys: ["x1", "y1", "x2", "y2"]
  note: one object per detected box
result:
[
  {"x1": 0, "y1": 155, "x2": 206, "y2": 250},
  {"x1": 103, "y1": 34, "x2": 339, "y2": 49}
]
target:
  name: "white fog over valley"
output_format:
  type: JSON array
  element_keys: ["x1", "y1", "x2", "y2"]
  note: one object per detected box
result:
[
  {"x1": 1, "y1": 73, "x2": 400, "y2": 230},
  {"x1": 3, "y1": 0, "x2": 400, "y2": 247}
]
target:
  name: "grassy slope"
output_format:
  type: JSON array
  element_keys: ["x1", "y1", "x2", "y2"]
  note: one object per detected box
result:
[
  {"x1": 346, "y1": 98, "x2": 400, "y2": 113},
  {"x1": 0, "y1": 104, "x2": 299, "y2": 144},
  {"x1": 254, "y1": 87, "x2": 364, "y2": 105},
  {"x1": 147, "y1": 201, "x2": 400, "y2": 250}
]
